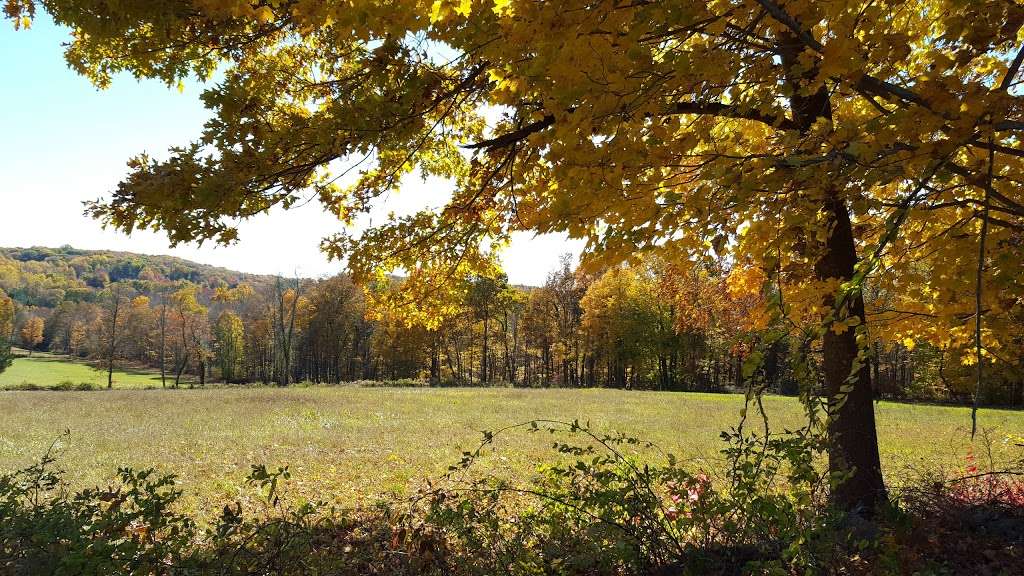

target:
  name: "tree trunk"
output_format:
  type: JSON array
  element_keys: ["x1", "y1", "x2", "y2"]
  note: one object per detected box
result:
[
  {"x1": 778, "y1": 29, "x2": 887, "y2": 516},
  {"x1": 107, "y1": 287, "x2": 121, "y2": 390},
  {"x1": 430, "y1": 334, "x2": 440, "y2": 385},
  {"x1": 481, "y1": 314, "x2": 489, "y2": 385},
  {"x1": 159, "y1": 305, "x2": 167, "y2": 388},
  {"x1": 816, "y1": 195, "x2": 887, "y2": 515},
  {"x1": 175, "y1": 352, "x2": 188, "y2": 388}
]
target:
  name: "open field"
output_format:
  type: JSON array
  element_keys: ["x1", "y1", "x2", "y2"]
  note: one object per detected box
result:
[
  {"x1": 0, "y1": 353, "x2": 177, "y2": 390},
  {"x1": 1, "y1": 387, "x2": 1021, "y2": 518}
]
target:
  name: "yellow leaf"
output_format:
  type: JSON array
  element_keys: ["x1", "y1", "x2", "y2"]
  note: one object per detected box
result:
[
  {"x1": 254, "y1": 6, "x2": 274, "y2": 23},
  {"x1": 430, "y1": 0, "x2": 445, "y2": 22}
]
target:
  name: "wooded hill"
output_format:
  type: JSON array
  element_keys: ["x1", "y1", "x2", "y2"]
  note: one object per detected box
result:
[{"x1": 0, "y1": 246, "x2": 263, "y2": 307}]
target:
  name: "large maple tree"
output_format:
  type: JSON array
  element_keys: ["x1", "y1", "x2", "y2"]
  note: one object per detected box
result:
[{"x1": 8, "y1": 0, "x2": 1024, "y2": 514}]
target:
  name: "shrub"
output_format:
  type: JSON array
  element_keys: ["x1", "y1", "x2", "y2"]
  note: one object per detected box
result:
[
  {"x1": 4, "y1": 382, "x2": 43, "y2": 391},
  {"x1": 2, "y1": 381, "x2": 97, "y2": 392},
  {"x1": 410, "y1": 420, "x2": 850, "y2": 575},
  {"x1": 0, "y1": 442, "x2": 197, "y2": 575},
  {"x1": 0, "y1": 445, "x2": 444, "y2": 575}
]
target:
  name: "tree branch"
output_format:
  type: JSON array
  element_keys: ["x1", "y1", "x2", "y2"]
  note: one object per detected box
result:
[
  {"x1": 463, "y1": 101, "x2": 796, "y2": 151},
  {"x1": 968, "y1": 139, "x2": 1024, "y2": 158},
  {"x1": 669, "y1": 101, "x2": 797, "y2": 130},
  {"x1": 757, "y1": 0, "x2": 930, "y2": 109},
  {"x1": 1000, "y1": 44, "x2": 1024, "y2": 91},
  {"x1": 462, "y1": 115, "x2": 555, "y2": 150}
]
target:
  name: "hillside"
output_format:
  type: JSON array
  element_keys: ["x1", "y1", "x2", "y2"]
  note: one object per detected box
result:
[{"x1": 0, "y1": 246, "x2": 272, "y2": 308}]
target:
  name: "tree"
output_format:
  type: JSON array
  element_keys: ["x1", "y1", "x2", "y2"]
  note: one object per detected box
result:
[
  {"x1": 581, "y1": 266, "x2": 661, "y2": 389},
  {"x1": 495, "y1": 284, "x2": 526, "y2": 385},
  {"x1": 100, "y1": 283, "x2": 131, "y2": 388},
  {"x1": 213, "y1": 310, "x2": 245, "y2": 382},
  {"x1": 272, "y1": 276, "x2": 302, "y2": 387},
  {"x1": 14, "y1": 0, "x2": 1024, "y2": 515},
  {"x1": 299, "y1": 275, "x2": 368, "y2": 384},
  {"x1": 154, "y1": 290, "x2": 170, "y2": 388},
  {"x1": 467, "y1": 275, "x2": 506, "y2": 385},
  {"x1": 170, "y1": 285, "x2": 207, "y2": 388},
  {"x1": 0, "y1": 291, "x2": 14, "y2": 373},
  {"x1": 20, "y1": 316, "x2": 44, "y2": 356},
  {"x1": 124, "y1": 295, "x2": 156, "y2": 364}
]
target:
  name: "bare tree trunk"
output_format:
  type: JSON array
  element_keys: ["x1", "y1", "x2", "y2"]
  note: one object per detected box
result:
[
  {"x1": 481, "y1": 313, "x2": 489, "y2": 385},
  {"x1": 273, "y1": 276, "x2": 301, "y2": 387},
  {"x1": 175, "y1": 352, "x2": 188, "y2": 388},
  {"x1": 159, "y1": 302, "x2": 167, "y2": 388},
  {"x1": 106, "y1": 284, "x2": 123, "y2": 389}
]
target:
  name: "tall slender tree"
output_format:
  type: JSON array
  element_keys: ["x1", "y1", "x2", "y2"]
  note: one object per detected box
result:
[
  {"x1": 272, "y1": 276, "x2": 301, "y2": 387},
  {"x1": 101, "y1": 283, "x2": 131, "y2": 389},
  {"x1": 214, "y1": 310, "x2": 245, "y2": 383}
]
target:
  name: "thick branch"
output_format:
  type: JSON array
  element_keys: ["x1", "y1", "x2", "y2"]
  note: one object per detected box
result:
[
  {"x1": 669, "y1": 101, "x2": 797, "y2": 130},
  {"x1": 462, "y1": 115, "x2": 555, "y2": 150},
  {"x1": 995, "y1": 120, "x2": 1024, "y2": 131},
  {"x1": 464, "y1": 101, "x2": 796, "y2": 151},
  {"x1": 968, "y1": 139, "x2": 1024, "y2": 158},
  {"x1": 754, "y1": 0, "x2": 821, "y2": 51},
  {"x1": 1000, "y1": 44, "x2": 1024, "y2": 91},
  {"x1": 757, "y1": 0, "x2": 929, "y2": 109}
]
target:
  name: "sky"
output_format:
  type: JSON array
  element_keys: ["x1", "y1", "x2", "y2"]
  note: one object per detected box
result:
[{"x1": 0, "y1": 16, "x2": 583, "y2": 285}]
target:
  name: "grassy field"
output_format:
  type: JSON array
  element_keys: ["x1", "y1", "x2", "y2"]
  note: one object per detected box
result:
[
  {"x1": 0, "y1": 353, "x2": 176, "y2": 390},
  {"x1": 1, "y1": 386, "x2": 1021, "y2": 518}
]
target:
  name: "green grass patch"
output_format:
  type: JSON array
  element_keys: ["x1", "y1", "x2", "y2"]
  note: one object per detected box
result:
[
  {"x1": 0, "y1": 387, "x2": 1021, "y2": 519},
  {"x1": 0, "y1": 354, "x2": 175, "y2": 390}
]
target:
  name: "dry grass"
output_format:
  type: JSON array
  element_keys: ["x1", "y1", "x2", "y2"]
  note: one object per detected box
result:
[{"x1": 0, "y1": 387, "x2": 1021, "y2": 517}]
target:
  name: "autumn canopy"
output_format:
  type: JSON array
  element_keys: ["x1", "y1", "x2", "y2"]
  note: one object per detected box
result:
[{"x1": 6, "y1": 0, "x2": 1024, "y2": 514}]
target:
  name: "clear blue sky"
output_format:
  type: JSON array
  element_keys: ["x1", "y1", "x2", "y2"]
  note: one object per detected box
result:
[{"x1": 0, "y1": 15, "x2": 581, "y2": 284}]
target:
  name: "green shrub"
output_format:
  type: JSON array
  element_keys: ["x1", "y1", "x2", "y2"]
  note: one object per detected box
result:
[
  {"x1": 410, "y1": 420, "x2": 849, "y2": 575},
  {"x1": 5, "y1": 382, "x2": 43, "y2": 391},
  {"x1": 0, "y1": 445, "x2": 442, "y2": 575},
  {"x1": 0, "y1": 443, "x2": 197, "y2": 575}
]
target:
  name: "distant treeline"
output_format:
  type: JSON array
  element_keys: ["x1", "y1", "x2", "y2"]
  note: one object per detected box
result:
[{"x1": 0, "y1": 246, "x2": 1019, "y2": 404}]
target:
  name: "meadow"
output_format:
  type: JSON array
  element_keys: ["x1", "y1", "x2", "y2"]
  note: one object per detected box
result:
[
  {"x1": 0, "y1": 353, "x2": 180, "y2": 390},
  {"x1": 1, "y1": 386, "x2": 1021, "y2": 518}
]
